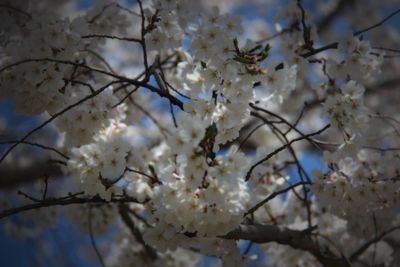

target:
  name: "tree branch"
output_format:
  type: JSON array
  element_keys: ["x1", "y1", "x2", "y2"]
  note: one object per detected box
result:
[
  {"x1": 0, "y1": 194, "x2": 146, "y2": 219},
  {"x1": 82, "y1": 34, "x2": 141, "y2": 43},
  {"x1": 354, "y1": 8, "x2": 400, "y2": 36},
  {"x1": 0, "y1": 58, "x2": 184, "y2": 109},
  {"x1": 0, "y1": 80, "x2": 120, "y2": 164},
  {"x1": 88, "y1": 207, "x2": 106, "y2": 267},
  {"x1": 0, "y1": 157, "x2": 63, "y2": 189},
  {"x1": 0, "y1": 4, "x2": 32, "y2": 19},
  {"x1": 0, "y1": 140, "x2": 69, "y2": 159},
  {"x1": 244, "y1": 181, "x2": 307, "y2": 216},
  {"x1": 224, "y1": 224, "x2": 351, "y2": 267},
  {"x1": 119, "y1": 204, "x2": 158, "y2": 259},
  {"x1": 349, "y1": 225, "x2": 400, "y2": 262},
  {"x1": 245, "y1": 120, "x2": 330, "y2": 181}
]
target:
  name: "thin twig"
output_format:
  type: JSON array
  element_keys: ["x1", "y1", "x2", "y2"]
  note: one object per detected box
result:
[
  {"x1": 244, "y1": 181, "x2": 306, "y2": 216},
  {"x1": 0, "y1": 4, "x2": 32, "y2": 19},
  {"x1": 82, "y1": 34, "x2": 141, "y2": 43},
  {"x1": 245, "y1": 124, "x2": 330, "y2": 181},
  {"x1": 0, "y1": 80, "x2": 120, "y2": 164},
  {"x1": 137, "y1": 0, "x2": 149, "y2": 76},
  {"x1": 0, "y1": 58, "x2": 184, "y2": 109},
  {"x1": 88, "y1": 207, "x2": 106, "y2": 267},
  {"x1": 349, "y1": 224, "x2": 400, "y2": 262},
  {"x1": 250, "y1": 103, "x2": 322, "y2": 151},
  {"x1": 238, "y1": 122, "x2": 265, "y2": 151},
  {"x1": 119, "y1": 204, "x2": 158, "y2": 259},
  {"x1": 0, "y1": 194, "x2": 144, "y2": 219},
  {"x1": 354, "y1": 8, "x2": 400, "y2": 36},
  {"x1": 42, "y1": 176, "x2": 49, "y2": 200},
  {"x1": 126, "y1": 167, "x2": 162, "y2": 185},
  {"x1": 0, "y1": 140, "x2": 69, "y2": 159}
]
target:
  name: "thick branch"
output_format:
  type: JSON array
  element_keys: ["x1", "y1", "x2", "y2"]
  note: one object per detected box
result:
[
  {"x1": 0, "y1": 158, "x2": 63, "y2": 189},
  {"x1": 225, "y1": 224, "x2": 351, "y2": 267}
]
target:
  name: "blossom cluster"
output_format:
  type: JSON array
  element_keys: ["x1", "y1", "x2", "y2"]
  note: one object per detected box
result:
[
  {"x1": 323, "y1": 80, "x2": 368, "y2": 138},
  {"x1": 312, "y1": 147, "x2": 400, "y2": 237},
  {"x1": 328, "y1": 34, "x2": 384, "y2": 83},
  {"x1": 67, "y1": 121, "x2": 130, "y2": 200},
  {"x1": 0, "y1": 0, "x2": 398, "y2": 266}
]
